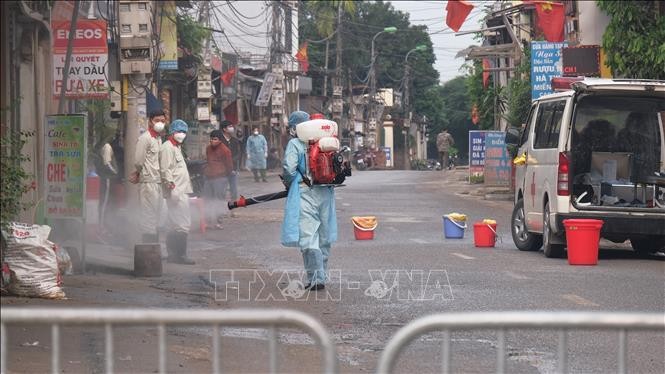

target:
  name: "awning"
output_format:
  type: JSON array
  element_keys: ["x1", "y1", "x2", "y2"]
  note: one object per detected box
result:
[{"x1": 456, "y1": 43, "x2": 518, "y2": 59}]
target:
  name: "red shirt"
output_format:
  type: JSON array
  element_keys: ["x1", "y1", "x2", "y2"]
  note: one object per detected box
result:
[{"x1": 205, "y1": 142, "x2": 233, "y2": 178}]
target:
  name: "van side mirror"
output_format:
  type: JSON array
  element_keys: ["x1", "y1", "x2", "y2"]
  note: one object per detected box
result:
[{"x1": 505, "y1": 127, "x2": 521, "y2": 146}]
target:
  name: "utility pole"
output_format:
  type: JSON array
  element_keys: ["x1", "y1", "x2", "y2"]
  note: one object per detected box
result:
[
  {"x1": 270, "y1": 1, "x2": 285, "y2": 150},
  {"x1": 403, "y1": 64, "x2": 410, "y2": 169},
  {"x1": 323, "y1": 40, "x2": 329, "y2": 98},
  {"x1": 332, "y1": 3, "x2": 343, "y2": 127}
]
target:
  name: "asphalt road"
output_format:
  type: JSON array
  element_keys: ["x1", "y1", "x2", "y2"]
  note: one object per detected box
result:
[{"x1": 2, "y1": 169, "x2": 664, "y2": 373}]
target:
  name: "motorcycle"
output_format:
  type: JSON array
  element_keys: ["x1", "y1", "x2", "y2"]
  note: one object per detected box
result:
[{"x1": 185, "y1": 159, "x2": 207, "y2": 197}]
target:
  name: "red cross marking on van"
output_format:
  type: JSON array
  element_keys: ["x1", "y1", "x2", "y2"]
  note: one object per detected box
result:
[{"x1": 530, "y1": 172, "x2": 536, "y2": 207}]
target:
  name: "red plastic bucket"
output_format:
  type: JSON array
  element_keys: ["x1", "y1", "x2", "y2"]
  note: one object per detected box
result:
[
  {"x1": 352, "y1": 217, "x2": 377, "y2": 240},
  {"x1": 563, "y1": 219, "x2": 604, "y2": 265},
  {"x1": 353, "y1": 226, "x2": 375, "y2": 240},
  {"x1": 473, "y1": 222, "x2": 497, "y2": 247}
]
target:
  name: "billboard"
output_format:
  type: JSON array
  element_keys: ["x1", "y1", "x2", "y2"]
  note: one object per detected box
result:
[
  {"x1": 44, "y1": 114, "x2": 87, "y2": 219},
  {"x1": 562, "y1": 45, "x2": 600, "y2": 77},
  {"x1": 158, "y1": 1, "x2": 178, "y2": 70},
  {"x1": 483, "y1": 132, "x2": 511, "y2": 186},
  {"x1": 469, "y1": 131, "x2": 486, "y2": 183},
  {"x1": 51, "y1": 19, "x2": 109, "y2": 99},
  {"x1": 530, "y1": 41, "x2": 568, "y2": 100}
]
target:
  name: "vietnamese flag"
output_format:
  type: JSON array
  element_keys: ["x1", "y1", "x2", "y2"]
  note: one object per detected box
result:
[
  {"x1": 534, "y1": 1, "x2": 565, "y2": 42},
  {"x1": 221, "y1": 67, "x2": 237, "y2": 86},
  {"x1": 295, "y1": 42, "x2": 309, "y2": 73},
  {"x1": 445, "y1": 0, "x2": 474, "y2": 33}
]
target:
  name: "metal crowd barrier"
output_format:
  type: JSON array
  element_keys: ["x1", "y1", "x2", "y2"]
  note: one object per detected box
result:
[
  {"x1": 1, "y1": 308, "x2": 337, "y2": 374},
  {"x1": 377, "y1": 311, "x2": 665, "y2": 374}
]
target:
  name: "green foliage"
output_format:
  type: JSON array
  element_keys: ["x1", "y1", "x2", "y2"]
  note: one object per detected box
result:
[
  {"x1": 176, "y1": 12, "x2": 211, "y2": 56},
  {"x1": 505, "y1": 46, "x2": 532, "y2": 128},
  {"x1": 299, "y1": 0, "x2": 439, "y2": 96},
  {"x1": 1, "y1": 130, "x2": 35, "y2": 232},
  {"x1": 465, "y1": 60, "x2": 495, "y2": 130},
  {"x1": 596, "y1": 1, "x2": 665, "y2": 79}
]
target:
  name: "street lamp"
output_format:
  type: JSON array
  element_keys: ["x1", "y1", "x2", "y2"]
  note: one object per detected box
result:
[
  {"x1": 403, "y1": 44, "x2": 426, "y2": 169},
  {"x1": 369, "y1": 26, "x2": 397, "y2": 101},
  {"x1": 368, "y1": 26, "x2": 397, "y2": 151}
]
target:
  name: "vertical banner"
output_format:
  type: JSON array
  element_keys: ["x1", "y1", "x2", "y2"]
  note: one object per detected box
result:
[
  {"x1": 44, "y1": 114, "x2": 87, "y2": 218},
  {"x1": 158, "y1": 0, "x2": 178, "y2": 70},
  {"x1": 530, "y1": 41, "x2": 568, "y2": 100},
  {"x1": 51, "y1": 19, "x2": 109, "y2": 99},
  {"x1": 483, "y1": 131, "x2": 511, "y2": 186},
  {"x1": 469, "y1": 131, "x2": 486, "y2": 184}
]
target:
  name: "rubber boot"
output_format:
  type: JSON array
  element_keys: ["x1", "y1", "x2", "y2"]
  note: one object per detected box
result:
[
  {"x1": 165, "y1": 231, "x2": 179, "y2": 263},
  {"x1": 175, "y1": 232, "x2": 195, "y2": 265}
]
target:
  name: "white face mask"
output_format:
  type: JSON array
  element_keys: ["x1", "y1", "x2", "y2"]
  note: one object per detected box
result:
[
  {"x1": 153, "y1": 121, "x2": 165, "y2": 133},
  {"x1": 226, "y1": 126, "x2": 235, "y2": 134},
  {"x1": 173, "y1": 133, "x2": 187, "y2": 143},
  {"x1": 253, "y1": 131, "x2": 259, "y2": 135}
]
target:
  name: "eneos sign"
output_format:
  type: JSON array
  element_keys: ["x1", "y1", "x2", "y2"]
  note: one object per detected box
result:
[{"x1": 51, "y1": 19, "x2": 109, "y2": 99}]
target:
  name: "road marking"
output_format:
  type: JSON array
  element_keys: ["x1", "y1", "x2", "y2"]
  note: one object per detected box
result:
[
  {"x1": 561, "y1": 294, "x2": 600, "y2": 307},
  {"x1": 410, "y1": 238, "x2": 429, "y2": 244},
  {"x1": 451, "y1": 252, "x2": 475, "y2": 260},
  {"x1": 504, "y1": 271, "x2": 529, "y2": 280}
]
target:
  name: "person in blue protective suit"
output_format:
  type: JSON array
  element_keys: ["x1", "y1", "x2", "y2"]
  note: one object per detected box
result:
[{"x1": 281, "y1": 111, "x2": 338, "y2": 291}]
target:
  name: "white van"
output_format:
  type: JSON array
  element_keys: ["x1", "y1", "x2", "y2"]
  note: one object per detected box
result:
[{"x1": 508, "y1": 79, "x2": 665, "y2": 257}]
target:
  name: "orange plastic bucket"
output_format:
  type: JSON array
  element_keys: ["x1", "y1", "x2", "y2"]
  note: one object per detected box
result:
[
  {"x1": 563, "y1": 219, "x2": 604, "y2": 265},
  {"x1": 473, "y1": 222, "x2": 497, "y2": 247},
  {"x1": 352, "y1": 216, "x2": 377, "y2": 240}
]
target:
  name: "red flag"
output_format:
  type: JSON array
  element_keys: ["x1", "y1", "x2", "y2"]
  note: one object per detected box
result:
[
  {"x1": 482, "y1": 59, "x2": 491, "y2": 89},
  {"x1": 534, "y1": 1, "x2": 565, "y2": 42},
  {"x1": 445, "y1": 0, "x2": 474, "y2": 33},
  {"x1": 295, "y1": 42, "x2": 309, "y2": 73},
  {"x1": 221, "y1": 67, "x2": 237, "y2": 86}
]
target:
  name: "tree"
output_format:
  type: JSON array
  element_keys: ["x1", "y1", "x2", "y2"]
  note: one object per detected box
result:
[{"x1": 597, "y1": 1, "x2": 665, "y2": 79}]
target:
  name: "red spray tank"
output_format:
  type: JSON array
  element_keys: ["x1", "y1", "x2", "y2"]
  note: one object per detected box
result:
[{"x1": 295, "y1": 119, "x2": 351, "y2": 185}]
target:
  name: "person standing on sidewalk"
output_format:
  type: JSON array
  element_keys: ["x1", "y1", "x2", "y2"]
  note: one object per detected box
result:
[
  {"x1": 203, "y1": 130, "x2": 233, "y2": 229},
  {"x1": 246, "y1": 127, "x2": 268, "y2": 182},
  {"x1": 436, "y1": 129, "x2": 455, "y2": 170},
  {"x1": 96, "y1": 135, "x2": 119, "y2": 238},
  {"x1": 281, "y1": 111, "x2": 338, "y2": 291},
  {"x1": 159, "y1": 119, "x2": 195, "y2": 265},
  {"x1": 131, "y1": 109, "x2": 166, "y2": 243},
  {"x1": 219, "y1": 120, "x2": 240, "y2": 202}
]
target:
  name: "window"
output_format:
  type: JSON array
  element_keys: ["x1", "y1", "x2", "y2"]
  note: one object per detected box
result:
[
  {"x1": 139, "y1": 24, "x2": 148, "y2": 32},
  {"x1": 520, "y1": 104, "x2": 537, "y2": 146},
  {"x1": 138, "y1": 3, "x2": 147, "y2": 10},
  {"x1": 121, "y1": 24, "x2": 131, "y2": 34},
  {"x1": 534, "y1": 100, "x2": 566, "y2": 149},
  {"x1": 119, "y1": 3, "x2": 130, "y2": 12}
]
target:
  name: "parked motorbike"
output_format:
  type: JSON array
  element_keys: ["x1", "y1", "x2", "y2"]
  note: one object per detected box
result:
[
  {"x1": 353, "y1": 148, "x2": 375, "y2": 170},
  {"x1": 186, "y1": 159, "x2": 207, "y2": 197}
]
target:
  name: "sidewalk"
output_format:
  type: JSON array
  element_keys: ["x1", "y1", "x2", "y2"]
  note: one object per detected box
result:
[{"x1": 441, "y1": 165, "x2": 514, "y2": 201}]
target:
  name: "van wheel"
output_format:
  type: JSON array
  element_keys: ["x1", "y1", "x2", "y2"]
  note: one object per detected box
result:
[
  {"x1": 630, "y1": 236, "x2": 665, "y2": 254},
  {"x1": 511, "y1": 199, "x2": 542, "y2": 251},
  {"x1": 543, "y1": 201, "x2": 565, "y2": 258}
]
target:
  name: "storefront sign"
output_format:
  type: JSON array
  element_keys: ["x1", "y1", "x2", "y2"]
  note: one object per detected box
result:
[
  {"x1": 52, "y1": 19, "x2": 109, "y2": 99},
  {"x1": 158, "y1": 1, "x2": 178, "y2": 70},
  {"x1": 562, "y1": 45, "x2": 600, "y2": 77},
  {"x1": 44, "y1": 115, "x2": 87, "y2": 219},
  {"x1": 484, "y1": 132, "x2": 511, "y2": 186},
  {"x1": 530, "y1": 41, "x2": 568, "y2": 100},
  {"x1": 469, "y1": 131, "x2": 486, "y2": 183},
  {"x1": 256, "y1": 73, "x2": 277, "y2": 106}
]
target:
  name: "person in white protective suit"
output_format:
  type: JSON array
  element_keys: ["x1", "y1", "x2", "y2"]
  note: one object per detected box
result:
[
  {"x1": 281, "y1": 111, "x2": 338, "y2": 291},
  {"x1": 132, "y1": 109, "x2": 167, "y2": 243},
  {"x1": 159, "y1": 119, "x2": 195, "y2": 265}
]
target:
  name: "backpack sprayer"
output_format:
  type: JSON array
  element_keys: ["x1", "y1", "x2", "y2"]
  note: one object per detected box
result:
[{"x1": 228, "y1": 118, "x2": 352, "y2": 210}]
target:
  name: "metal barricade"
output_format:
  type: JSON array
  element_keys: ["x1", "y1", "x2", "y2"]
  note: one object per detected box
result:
[
  {"x1": 1, "y1": 308, "x2": 337, "y2": 374},
  {"x1": 377, "y1": 311, "x2": 665, "y2": 374}
]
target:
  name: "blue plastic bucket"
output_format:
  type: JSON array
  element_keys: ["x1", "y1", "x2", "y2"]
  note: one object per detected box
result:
[{"x1": 443, "y1": 216, "x2": 467, "y2": 239}]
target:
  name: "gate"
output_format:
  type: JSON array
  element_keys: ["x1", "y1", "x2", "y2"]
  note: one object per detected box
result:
[
  {"x1": 1, "y1": 308, "x2": 336, "y2": 374},
  {"x1": 376, "y1": 311, "x2": 665, "y2": 374}
]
